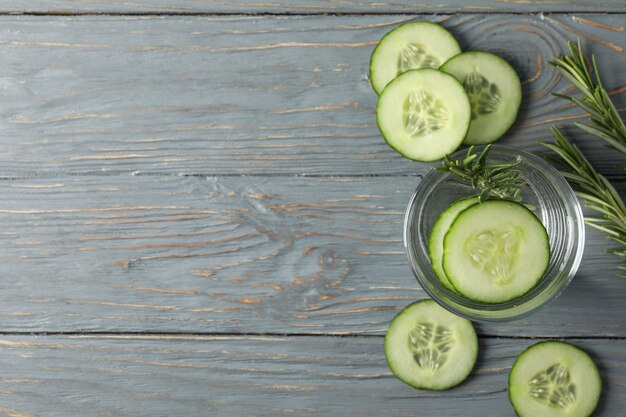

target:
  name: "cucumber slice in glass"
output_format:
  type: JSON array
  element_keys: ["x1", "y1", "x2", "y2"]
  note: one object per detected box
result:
[
  {"x1": 442, "y1": 200, "x2": 549, "y2": 303},
  {"x1": 509, "y1": 341, "x2": 601, "y2": 417},
  {"x1": 370, "y1": 22, "x2": 461, "y2": 95},
  {"x1": 385, "y1": 299, "x2": 478, "y2": 390},
  {"x1": 376, "y1": 69, "x2": 471, "y2": 162},
  {"x1": 441, "y1": 51, "x2": 522, "y2": 145},
  {"x1": 429, "y1": 196, "x2": 480, "y2": 292}
]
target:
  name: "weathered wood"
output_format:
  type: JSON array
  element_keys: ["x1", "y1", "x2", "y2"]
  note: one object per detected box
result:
[
  {"x1": 0, "y1": 335, "x2": 621, "y2": 417},
  {"x1": 1, "y1": 0, "x2": 625, "y2": 13},
  {"x1": 0, "y1": 175, "x2": 622, "y2": 336},
  {"x1": 0, "y1": 14, "x2": 623, "y2": 177}
]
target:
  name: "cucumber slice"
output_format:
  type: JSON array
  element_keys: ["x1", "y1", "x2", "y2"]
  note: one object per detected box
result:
[
  {"x1": 509, "y1": 341, "x2": 601, "y2": 417},
  {"x1": 442, "y1": 200, "x2": 549, "y2": 303},
  {"x1": 385, "y1": 299, "x2": 477, "y2": 390},
  {"x1": 376, "y1": 69, "x2": 471, "y2": 162},
  {"x1": 441, "y1": 51, "x2": 522, "y2": 145},
  {"x1": 370, "y1": 22, "x2": 461, "y2": 95},
  {"x1": 429, "y1": 196, "x2": 480, "y2": 291}
]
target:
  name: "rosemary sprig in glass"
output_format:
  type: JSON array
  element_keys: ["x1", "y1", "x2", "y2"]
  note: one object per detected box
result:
[
  {"x1": 542, "y1": 127, "x2": 626, "y2": 276},
  {"x1": 550, "y1": 39, "x2": 626, "y2": 156},
  {"x1": 436, "y1": 144, "x2": 525, "y2": 203}
]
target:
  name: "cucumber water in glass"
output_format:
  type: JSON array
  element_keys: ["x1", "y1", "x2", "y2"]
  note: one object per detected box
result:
[{"x1": 404, "y1": 146, "x2": 585, "y2": 321}]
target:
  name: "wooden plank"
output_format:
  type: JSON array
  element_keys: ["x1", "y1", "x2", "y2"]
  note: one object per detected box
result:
[
  {"x1": 0, "y1": 174, "x2": 623, "y2": 336},
  {"x1": 1, "y1": 0, "x2": 625, "y2": 13},
  {"x1": 0, "y1": 335, "x2": 622, "y2": 416},
  {"x1": 0, "y1": 14, "x2": 623, "y2": 177}
]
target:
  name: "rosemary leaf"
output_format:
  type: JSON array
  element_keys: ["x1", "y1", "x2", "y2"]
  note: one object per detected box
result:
[
  {"x1": 540, "y1": 126, "x2": 626, "y2": 277},
  {"x1": 436, "y1": 145, "x2": 524, "y2": 203},
  {"x1": 549, "y1": 39, "x2": 626, "y2": 155}
]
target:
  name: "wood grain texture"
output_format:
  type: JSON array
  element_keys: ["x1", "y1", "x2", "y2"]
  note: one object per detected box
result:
[
  {"x1": 0, "y1": 174, "x2": 622, "y2": 336},
  {"x1": 0, "y1": 14, "x2": 623, "y2": 176},
  {"x1": 1, "y1": 0, "x2": 625, "y2": 13},
  {"x1": 0, "y1": 335, "x2": 621, "y2": 417}
]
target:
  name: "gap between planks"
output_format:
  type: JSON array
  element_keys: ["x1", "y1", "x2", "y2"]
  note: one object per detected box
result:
[
  {"x1": 0, "y1": 331, "x2": 622, "y2": 340},
  {"x1": 0, "y1": 172, "x2": 425, "y2": 179},
  {"x1": 0, "y1": 11, "x2": 626, "y2": 17},
  {"x1": 0, "y1": 173, "x2": 624, "y2": 182}
]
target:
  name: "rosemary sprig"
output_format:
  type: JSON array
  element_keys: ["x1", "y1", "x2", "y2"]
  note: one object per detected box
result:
[
  {"x1": 541, "y1": 127, "x2": 626, "y2": 276},
  {"x1": 543, "y1": 39, "x2": 626, "y2": 276},
  {"x1": 436, "y1": 144, "x2": 525, "y2": 203},
  {"x1": 550, "y1": 39, "x2": 626, "y2": 156}
]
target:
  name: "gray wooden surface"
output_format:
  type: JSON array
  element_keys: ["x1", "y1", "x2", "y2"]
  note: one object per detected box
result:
[
  {"x1": 0, "y1": 15, "x2": 623, "y2": 177},
  {"x1": 0, "y1": 336, "x2": 622, "y2": 417},
  {"x1": 0, "y1": 3, "x2": 623, "y2": 417},
  {"x1": 2, "y1": 0, "x2": 625, "y2": 13},
  {"x1": 0, "y1": 175, "x2": 623, "y2": 337}
]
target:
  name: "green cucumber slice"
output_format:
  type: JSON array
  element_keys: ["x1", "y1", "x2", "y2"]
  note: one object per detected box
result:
[
  {"x1": 442, "y1": 200, "x2": 549, "y2": 303},
  {"x1": 509, "y1": 341, "x2": 601, "y2": 417},
  {"x1": 370, "y1": 22, "x2": 461, "y2": 95},
  {"x1": 429, "y1": 196, "x2": 480, "y2": 291},
  {"x1": 385, "y1": 299, "x2": 477, "y2": 390},
  {"x1": 376, "y1": 69, "x2": 471, "y2": 162},
  {"x1": 441, "y1": 51, "x2": 522, "y2": 145}
]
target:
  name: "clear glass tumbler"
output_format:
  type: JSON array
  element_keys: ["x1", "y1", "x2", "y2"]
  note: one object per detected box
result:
[{"x1": 404, "y1": 145, "x2": 585, "y2": 321}]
